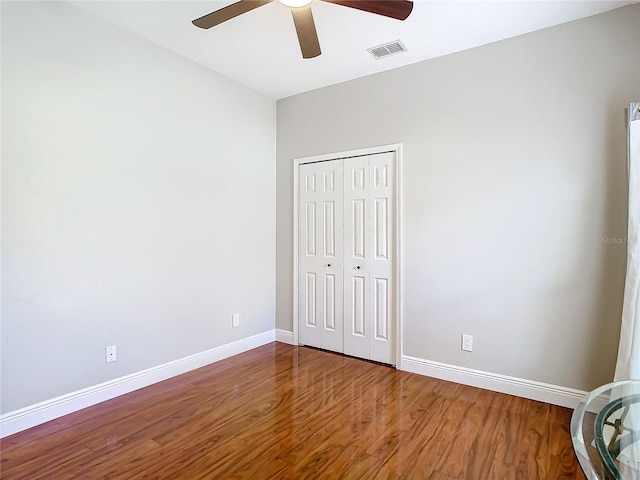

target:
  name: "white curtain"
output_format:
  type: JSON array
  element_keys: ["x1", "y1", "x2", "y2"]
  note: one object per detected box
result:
[{"x1": 615, "y1": 102, "x2": 640, "y2": 381}]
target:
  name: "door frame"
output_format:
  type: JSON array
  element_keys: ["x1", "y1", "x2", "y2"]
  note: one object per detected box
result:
[{"x1": 292, "y1": 143, "x2": 403, "y2": 367}]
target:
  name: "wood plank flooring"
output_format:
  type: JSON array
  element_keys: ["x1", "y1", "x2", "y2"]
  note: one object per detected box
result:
[{"x1": 0, "y1": 343, "x2": 586, "y2": 479}]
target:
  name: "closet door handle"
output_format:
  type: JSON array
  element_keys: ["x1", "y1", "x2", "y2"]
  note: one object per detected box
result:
[
  {"x1": 326, "y1": 264, "x2": 332, "y2": 267},
  {"x1": 356, "y1": 266, "x2": 361, "y2": 270}
]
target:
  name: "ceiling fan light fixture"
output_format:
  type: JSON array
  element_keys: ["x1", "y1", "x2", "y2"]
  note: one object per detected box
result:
[
  {"x1": 192, "y1": 0, "x2": 414, "y2": 59},
  {"x1": 279, "y1": 0, "x2": 313, "y2": 8}
]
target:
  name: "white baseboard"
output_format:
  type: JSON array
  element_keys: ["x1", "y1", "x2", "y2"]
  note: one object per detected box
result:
[
  {"x1": 2, "y1": 335, "x2": 606, "y2": 438},
  {"x1": 270, "y1": 336, "x2": 598, "y2": 409},
  {"x1": 400, "y1": 354, "x2": 595, "y2": 410},
  {"x1": 275, "y1": 329, "x2": 294, "y2": 345},
  {"x1": 0, "y1": 330, "x2": 275, "y2": 438}
]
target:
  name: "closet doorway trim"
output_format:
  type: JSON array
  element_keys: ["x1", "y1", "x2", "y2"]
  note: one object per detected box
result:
[{"x1": 292, "y1": 143, "x2": 403, "y2": 367}]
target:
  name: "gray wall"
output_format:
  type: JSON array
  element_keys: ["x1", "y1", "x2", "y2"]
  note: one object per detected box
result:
[
  {"x1": 1, "y1": 2, "x2": 276, "y2": 413},
  {"x1": 276, "y1": 5, "x2": 640, "y2": 391}
]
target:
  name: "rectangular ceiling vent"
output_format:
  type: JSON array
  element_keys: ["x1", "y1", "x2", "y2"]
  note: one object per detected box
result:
[{"x1": 367, "y1": 40, "x2": 407, "y2": 60}]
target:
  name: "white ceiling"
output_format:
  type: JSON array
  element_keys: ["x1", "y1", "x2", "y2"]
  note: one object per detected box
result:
[{"x1": 71, "y1": 0, "x2": 636, "y2": 99}]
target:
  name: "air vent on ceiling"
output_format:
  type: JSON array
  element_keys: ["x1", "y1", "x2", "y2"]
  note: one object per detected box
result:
[{"x1": 367, "y1": 40, "x2": 407, "y2": 60}]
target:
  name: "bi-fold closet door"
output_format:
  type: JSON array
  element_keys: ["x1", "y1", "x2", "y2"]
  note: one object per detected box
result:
[{"x1": 298, "y1": 152, "x2": 395, "y2": 365}]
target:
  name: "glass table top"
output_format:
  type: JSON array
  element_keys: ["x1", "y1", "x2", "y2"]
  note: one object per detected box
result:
[{"x1": 571, "y1": 380, "x2": 640, "y2": 480}]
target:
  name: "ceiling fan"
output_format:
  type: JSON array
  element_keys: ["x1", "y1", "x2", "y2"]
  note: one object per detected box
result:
[{"x1": 192, "y1": 0, "x2": 414, "y2": 59}]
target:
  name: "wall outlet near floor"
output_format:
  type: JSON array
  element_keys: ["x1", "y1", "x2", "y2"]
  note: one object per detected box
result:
[
  {"x1": 105, "y1": 345, "x2": 117, "y2": 363},
  {"x1": 461, "y1": 335, "x2": 473, "y2": 352},
  {"x1": 232, "y1": 313, "x2": 240, "y2": 328}
]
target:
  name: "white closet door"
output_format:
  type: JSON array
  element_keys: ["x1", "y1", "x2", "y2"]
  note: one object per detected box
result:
[
  {"x1": 298, "y1": 151, "x2": 395, "y2": 365},
  {"x1": 343, "y1": 152, "x2": 395, "y2": 364},
  {"x1": 343, "y1": 157, "x2": 371, "y2": 360},
  {"x1": 298, "y1": 161, "x2": 344, "y2": 353},
  {"x1": 368, "y1": 152, "x2": 395, "y2": 364}
]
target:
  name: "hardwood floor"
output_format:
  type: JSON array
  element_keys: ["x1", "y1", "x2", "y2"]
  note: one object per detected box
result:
[{"x1": 0, "y1": 343, "x2": 585, "y2": 479}]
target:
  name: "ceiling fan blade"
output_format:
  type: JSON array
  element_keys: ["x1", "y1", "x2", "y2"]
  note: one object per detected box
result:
[
  {"x1": 291, "y1": 6, "x2": 321, "y2": 59},
  {"x1": 193, "y1": 0, "x2": 273, "y2": 29},
  {"x1": 320, "y1": 0, "x2": 413, "y2": 21}
]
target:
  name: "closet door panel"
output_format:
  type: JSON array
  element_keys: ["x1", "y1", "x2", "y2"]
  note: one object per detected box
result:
[
  {"x1": 299, "y1": 161, "x2": 344, "y2": 352},
  {"x1": 369, "y1": 152, "x2": 395, "y2": 364},
  {"x1": 343, "y1": 157, "x2": 371, "y2": 360}
]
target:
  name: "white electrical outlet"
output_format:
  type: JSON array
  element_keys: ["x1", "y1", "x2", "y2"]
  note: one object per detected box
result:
[
  {"x1": 232, "y1": 313, "x2": 240, "y2": 328},
  {"x1": 105, "y1": 345, "x2": 117, "y2": 363},
  {"x1": 462, "y1": 335, "x2": 473, "y2": 352}
]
